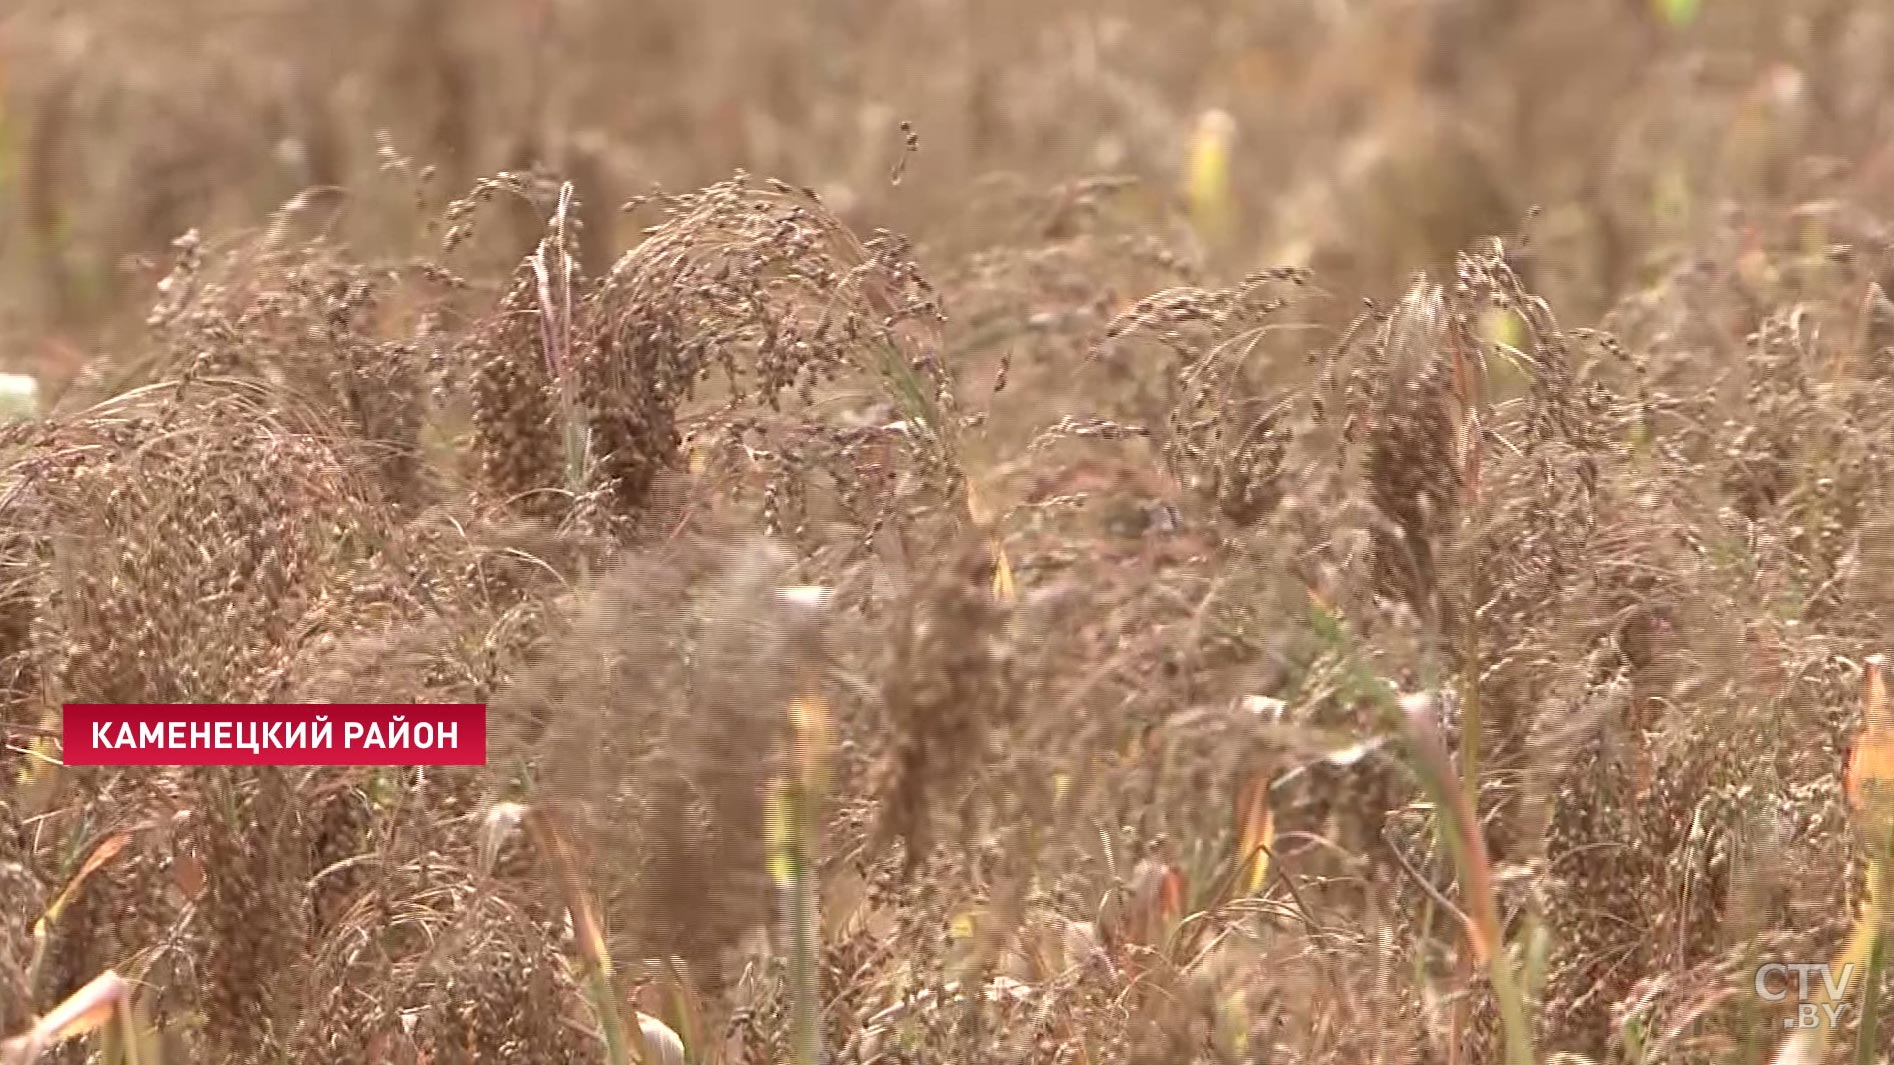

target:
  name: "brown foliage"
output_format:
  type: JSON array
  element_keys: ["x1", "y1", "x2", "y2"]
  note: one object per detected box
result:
[{"x1": 4, "y1": 2, "x2": 1894, "y2": 1063}]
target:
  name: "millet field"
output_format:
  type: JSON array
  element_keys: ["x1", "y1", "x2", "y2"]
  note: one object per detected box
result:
[{"x1": 4, "y1": 1, "x2": 1894, "y2": 1063}]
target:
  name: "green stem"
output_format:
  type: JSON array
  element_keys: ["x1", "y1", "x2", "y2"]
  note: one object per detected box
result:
[
  {"x1": 1857, "y1": 863, "x2": 1887, "y2": 1065},
  {"x1": 587, "y1": 969, "x2": 635, "y2": 1065},
  {"x1": 561, "y1": 398, "x2": 590, "y2": 497},
  {"x1": 1854, "y1": 933, "x2": 1882, "y2": 1065},
  {"x1": 1437, "y1": 792, "x2": 1536, "y2": 1065}
]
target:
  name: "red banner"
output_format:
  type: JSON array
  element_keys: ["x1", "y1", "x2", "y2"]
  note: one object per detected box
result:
[{"x1": 60, "y1": 704, "x2": 488, "y2": 766}]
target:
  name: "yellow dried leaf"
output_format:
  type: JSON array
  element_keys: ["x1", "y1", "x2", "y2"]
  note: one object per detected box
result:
[
  {"x1": 1185, "y1": 109, "x2": 1237, "y2": 243},
  {"x1": 1846, "y1": 655, "x2": 1894, "y2": 815},
  {"x1": 765, "y1": 777, "x2": 795, "y2": 888},
  {"x1": 43, "y1": 975, "x2": 125, "y2": 1042},
  {"x1": 13, "y1": 720, "x2": 60, "y2": 817},
  {"x1": 528, "y1": 810, "x2": 614, "y2": 981},
  {"x1": 964, "y1": 477, "x2": 1017, "y2": 604},
  {"x1": 1235, "y1": 774, "x2": 1276, "y2": 896},
  {"x1": 29, "y1": 832, "x2": 135, "y2": 986},
  {"x1": 989, "y1": 541, "x2": 1017, "y2": 604},
  {"x1": 36, "y1": 832, "x2": 132, "y2": 937},
  {"x1": 787, "y1": 692, "x2": 833, "y2": 790},
  {"x1": 2, "y1": 970, "x2": 130, "y2": 1065}
]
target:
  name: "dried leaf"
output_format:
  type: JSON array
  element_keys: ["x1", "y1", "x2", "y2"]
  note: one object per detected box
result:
[
  {"x1": 1, "y1": 971, "x2": 130, "y2": 1065},
  {"x1": 37, "y1": 832, "x2": 132, "y2": 935},
  {"x1": 1846, "y1": 655, "x2": 1893, "y2": 815},
  {"x1": 1235, "y1": 772, "x2": 1276, "y2": 896},
  {"x1": 29, "y1": 832, "x2": 135, "y2": 986}
]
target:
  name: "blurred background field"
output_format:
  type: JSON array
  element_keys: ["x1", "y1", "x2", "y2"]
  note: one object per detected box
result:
[
  {"x1": 4, "y1": 2, "x2": 1894, "y2": 1064},
  {"x1": 4, "y1": 0, "x2": 1892, "y2": 392}
]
